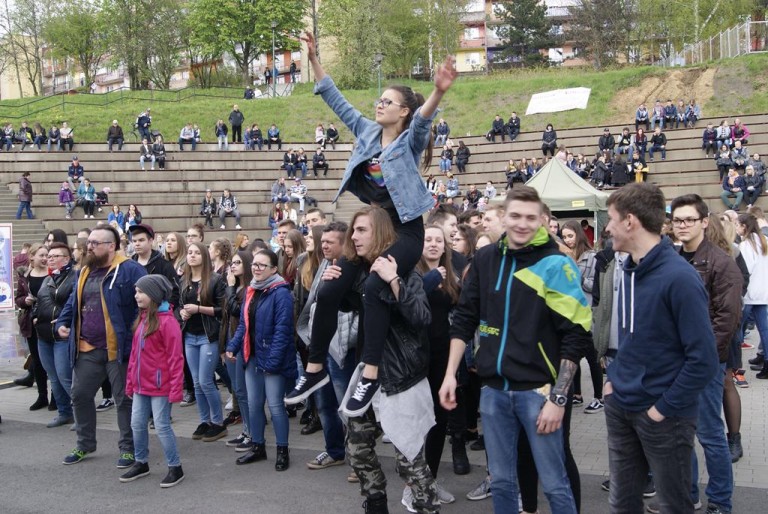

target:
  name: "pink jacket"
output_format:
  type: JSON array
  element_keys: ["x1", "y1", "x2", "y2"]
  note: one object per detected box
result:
[{"x1": 126, "y1": 308, "x2": 184, "y2": 402}]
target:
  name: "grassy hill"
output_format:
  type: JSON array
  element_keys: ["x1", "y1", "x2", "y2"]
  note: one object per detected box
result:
[{"x1": 2, "y1": 54, "x2": 767, "y2": 144}]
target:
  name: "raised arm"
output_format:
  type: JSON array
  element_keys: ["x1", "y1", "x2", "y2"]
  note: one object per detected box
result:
[{"x1": 420, "y1": 56, "x2": 458, "y2": 120}]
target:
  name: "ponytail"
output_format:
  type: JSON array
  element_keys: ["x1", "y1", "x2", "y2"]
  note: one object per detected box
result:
[{"x1": 388, "y1": 85, "x2": 433, "y2": 172}]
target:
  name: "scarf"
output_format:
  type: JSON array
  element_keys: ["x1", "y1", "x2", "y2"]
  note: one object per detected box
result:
[{"x1": 250, "y1": 273, "x2": 285, "y2": 291}]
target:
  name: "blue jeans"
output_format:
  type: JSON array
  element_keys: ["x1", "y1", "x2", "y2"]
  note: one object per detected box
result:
[
  {"x1": 480, "y1": 386, "x2": 577, "y2": 514},
  {"x1": 131, "y1": 393, "x2": 180, "y2": 466},
  {"x1": 16, "y1": 201, "x2": 33, "y2": 219},
  {"x1": 184, "y1": 333, "x2": 223, "y2": 424},
  {"x1": 691, "y1": 363, "x2": 732, "y2": 511},
  {"x1": 742, "y1": 304, "x2": 768, "y2": 354},
  {"x1": 298, "y1": 162, "x2": 307, "y2": 178},
  {"x1": 314, "y1": 352, "x2": 356, "y2": 461},
  {"x1": 439, "y1": 158, "x2": 451, "y2": 172},
  {"x1": 649, "y1": 144, "x2": 666, "y2": 159},
  {"x1": 605, "y1": 394, "x2": 697, "y2": 514},
  {"x1": 225, "y1": 352, "x2": 249, "y2": 436},
  {"x1": 244, "y1": 360, "x2": 289, "y2": 446},
  {"x1": 37, "y1": 339, "x2": 72, "y2": 418}
]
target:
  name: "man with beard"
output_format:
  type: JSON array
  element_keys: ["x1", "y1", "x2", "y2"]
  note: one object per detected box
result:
[{"x1": 56, "y1": 225, "x2": 147, "y2": 467}]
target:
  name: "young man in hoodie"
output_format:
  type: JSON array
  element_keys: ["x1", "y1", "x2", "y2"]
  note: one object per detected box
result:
[
  {"x1": 128, "y1": 224, "x2": 180, "y2": 312},
  {"x1": 603, "y1": 183, "x2": 719, "y2": 513},
  {"x1": 439, "y1": 186, "x2": 591, "y2": 514},
  {"x1": 667, "y1": 194, "x2": 742, "y2": 514}
]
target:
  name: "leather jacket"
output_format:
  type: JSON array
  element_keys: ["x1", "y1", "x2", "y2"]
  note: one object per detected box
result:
[
  {"x1": 34, "y1": 264, "x2": 76, "y2": 342},
  {"x1": 180, "y1": 274, "x2": 227, "y2": 343}
]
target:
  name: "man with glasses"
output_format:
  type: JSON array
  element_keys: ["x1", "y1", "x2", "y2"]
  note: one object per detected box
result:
[
  {"x1": 663, "y1": 194, "x2": 742, "y2": 514},
  {"x1": 56, "y1": 226, "x2": 147, "y2": 467},
  {"x1": 602, "y1": 184, "x2": 719, "y2": 513}
]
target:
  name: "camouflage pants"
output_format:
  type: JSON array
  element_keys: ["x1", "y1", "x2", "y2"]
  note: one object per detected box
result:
[{"x1": 347, "y1": 411, "x2": 440, "y2": 513}]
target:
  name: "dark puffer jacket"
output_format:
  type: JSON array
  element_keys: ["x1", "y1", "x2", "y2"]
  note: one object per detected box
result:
[{"x1": 34, "y1": 264, "x2": 76, "y2": 342}]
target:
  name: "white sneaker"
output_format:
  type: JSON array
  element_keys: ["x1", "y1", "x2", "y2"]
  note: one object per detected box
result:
[
  {"x1": 466, "y1": 476, "x2": 492, "y2": 501},
  {"x1": 84, "y1": 215, "x2": 88, "y2": 219},
  {"x1": 150, "y1": 167, "x2": 154, "y2": 171},
  {"x1": 220, "y1": 225, "x2": 226, "y2": 230},
  {"x1": 235, "y1": 224, "x2": 242, "y2": 229},
  {"x1": 225, "y1": 396, "x2": 233, "y2": 411},
  {"x1": 585, "y1": 398, "x2": 605, "y2": 414},
  {"x1": 401, "y1": 486, "x2": 417, "y2": 513},
  {"x1": 89, "y1": 215, "x2": 95, "y2": 219},
  {"x1": 435, "y1": 480, "x2": 455, "y2": 504},
  {"x1": 382, "y1": 434, "x2": 391, "y2": 443}
]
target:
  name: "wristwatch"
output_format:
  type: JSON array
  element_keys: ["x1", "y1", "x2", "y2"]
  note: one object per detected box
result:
[{"x1": 549, "y1": 393, "x2": 568, "y2": 407}]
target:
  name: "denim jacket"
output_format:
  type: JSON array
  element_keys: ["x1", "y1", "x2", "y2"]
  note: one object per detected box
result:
[{"x1": 314, "y1": 75, "x2": 437, "y2": 223}]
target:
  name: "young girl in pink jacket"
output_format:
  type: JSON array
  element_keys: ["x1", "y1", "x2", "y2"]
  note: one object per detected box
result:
[{"x1": 121, "y1": 275, "x2": 185, "y2": 488}]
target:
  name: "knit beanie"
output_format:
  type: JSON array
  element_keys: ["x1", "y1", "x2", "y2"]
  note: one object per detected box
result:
[{"x1": 135, "y1": 275, "x2": 172, "y2": 305}]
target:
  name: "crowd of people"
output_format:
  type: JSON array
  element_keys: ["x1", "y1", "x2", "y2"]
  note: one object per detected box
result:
[{"x1": 7, "y1": 38, "x2": 766, "y2": 513}]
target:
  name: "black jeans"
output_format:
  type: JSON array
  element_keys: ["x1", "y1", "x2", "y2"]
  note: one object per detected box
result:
[
  {"x1": 26, "y1": 332, "x2": 48, "y2": 399},
  {"x1": 83, "y1": 201, "x2": 95, "y2": 216},
  {"x1": 573, "y1": 344, "x2": 603, "y2": 400},
  {"x1": 605, "y1": 395, "x2": 696, "y2": 514},
  {"x1": 308, "y1": 217, "x2": 425, "y2": 367}
]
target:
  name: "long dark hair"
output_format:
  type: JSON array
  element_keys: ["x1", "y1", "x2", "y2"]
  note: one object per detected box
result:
[
  {"x1": 234, "y1": 250, "x2": 254, "y2": 301},
  {"x1": 562, "y1": 220, "x2": 592, "y2": 260},
  {"x1": 387, "y1": 85, "x2": 432, "y2": 172},
  {"x1": 417, "y1": 225, "x2": 460, "y2": 304},
  {"x1": 182, "y1": 242, "x2": 214, "y2": 305}
]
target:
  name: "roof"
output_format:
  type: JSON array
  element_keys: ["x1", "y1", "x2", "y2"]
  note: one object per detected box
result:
[{"x1": 525, "y1": 158, "x2": 610, "y2": 212}]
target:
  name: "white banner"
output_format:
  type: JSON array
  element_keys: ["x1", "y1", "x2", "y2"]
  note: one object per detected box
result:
[
  {"x1": 0, "y1": 224, "x2": 12, "y2": 310},
  {"x1": 525, "y1": 87, "x2": 591, "y2": 115}
]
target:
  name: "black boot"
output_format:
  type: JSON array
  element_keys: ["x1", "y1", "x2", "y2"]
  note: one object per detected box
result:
[
  {"x1": 451, "y1": 434, "x2": 470, "y2": 475},
  {"x1": 301, "y1": 415, "x2": 322, "y2": 435},
  {"x1": 13, "y1": 371, "x2": 34, "y2": 387},
  {"x1": 728, "y1": 432, "x2": 743, "y2": 462},
  {"x1": 29, "y1": 395, "x2": 49, "y2": 411},
  {"x1": 275, "y1": 445, "x2": 290, "y2": 471},
  {"x1": 757, "y1": 364, "x2": 768, "y2": 380},
  {"x1": 362, "y1": 495, "x2": 389, "y2": 514},
  {"x1": 236, "y1": 443, "x2": 266, "y2": 465}
]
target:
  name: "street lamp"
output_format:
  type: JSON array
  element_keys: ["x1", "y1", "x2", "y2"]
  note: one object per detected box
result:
[
  {"x1": 374, "y1": 52, "x2": 383, "y2": 96},
  {"x1": 271, "y1": 20, "x2": 278, "y2": 98}
]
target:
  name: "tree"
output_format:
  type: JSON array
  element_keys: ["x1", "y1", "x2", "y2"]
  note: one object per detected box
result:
[
  {"x1": 493, "y1": 0, "x2": 553, "y2": 67},
  {"x1": 44, "y1": 3, "x2": 109, "y2": 88},
  {"x1": 187, "y1": 0, "x2": 306, "y2": 85},
  {"x1": 3, "y1": 0, "x2": 48, "y2": 95},
  {"x1": 102, "y1": 0, "x2": 153, "y2": 89},
  {"x1": 142, "y1": 0, "x2": 185, "y2": 89},
  {"x1": 569, "y1": 0, "x2": 634, "y2": 69}
]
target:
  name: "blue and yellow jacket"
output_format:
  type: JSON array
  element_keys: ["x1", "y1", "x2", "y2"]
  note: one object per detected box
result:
[{"x1": 450, "y1": 227, "x2": 592, "y2": 391}]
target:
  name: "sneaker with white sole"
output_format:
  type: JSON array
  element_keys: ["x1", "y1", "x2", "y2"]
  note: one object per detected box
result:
[
  {"x1": 343, "y1": 378, "x2": 379, "y2": 417},
  {"x1": 235, "y1": 224, "x2": 242, "y2": 230},
  {"x1": 306, "y1": 451, "x2": 345, "y2": 470},
  {"x1": 220, "y1": 225, "x2": 226, "y2": 230},
  {"x1": 284, "y1": 370, "x2": 330, "y2": 405},
  {"x1": 435, "y1": 481, "x2": 455, "y2": 504},
  {"x1": 225, "y1": 432, "x2": 248, "y2": 447},
  {"x1": 584, "y1": 398, "x2": 605, "y2": 414},
  {"x1": 401, "y1": 486, "x2": 417, "y2": 513},
  {"x1": 225, "y1": 396, "x2": 233, "y2": 411},
  {"x1": 466, "y1": 476, "x2": 492, "y2": 501},
  {"x1": 96, "y1": 398, "x2": 115, "y2": 412},
  {"x1": 647, "y1": 500, "x2": 701, "y2": 513}
]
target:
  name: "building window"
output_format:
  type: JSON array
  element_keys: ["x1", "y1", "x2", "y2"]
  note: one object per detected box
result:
[
  {"x1": 464, "y1": 52, "x2": 482, "y2": 65},
  {"x1": 550, "y1": 23, "x2": 564, "y2": 36},
  {"x1": 464, "y1": 27, "x2": 480, "y2": 40},
  {"x1": 466, "y1": 0, "x2": 484, "y2": 11}
]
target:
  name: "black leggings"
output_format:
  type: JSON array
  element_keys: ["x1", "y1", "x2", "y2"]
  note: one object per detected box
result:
[
  {"x1": 518, "y1": 394, "x2": 580, "y2": 513},
  {"x1": 26, "y1": 332, "x2": 48, "y2": 399},
  {"x1": 573, "y1": 344, "x2": 603, "y2": 400},
  {"x1": 308, "y1": 217, "x2": 425, "y2": 366},
  {"x1": 83, "y1": 201, "x2": 95, "y2": 216}
]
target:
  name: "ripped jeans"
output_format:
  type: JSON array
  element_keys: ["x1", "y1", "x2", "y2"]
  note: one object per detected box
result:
[{"x1": 184, "y1": 333, "x2": 223, "y2": 425}]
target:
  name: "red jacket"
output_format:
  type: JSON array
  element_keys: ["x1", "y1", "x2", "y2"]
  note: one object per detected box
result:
[{"x1": 126, "y1": 308, "x2": 184, "y2": 402}]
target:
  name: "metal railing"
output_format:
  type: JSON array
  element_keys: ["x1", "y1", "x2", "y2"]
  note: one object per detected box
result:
[
  {"x1": 0, "y1": 83, "x2": 285, "y2": 120},
  {"x1": 661, "y1": 20, "x2": 768, "y2": 66}
]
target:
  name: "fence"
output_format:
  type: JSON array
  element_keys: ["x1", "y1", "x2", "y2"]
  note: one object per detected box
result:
[{"x1": 662, "y1": 20, "x2": 768, "y2": 66}]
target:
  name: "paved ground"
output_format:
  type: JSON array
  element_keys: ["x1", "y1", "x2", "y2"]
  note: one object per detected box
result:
[{"x1": 2, "y1": 310, "x2": 768, "y2": 512}]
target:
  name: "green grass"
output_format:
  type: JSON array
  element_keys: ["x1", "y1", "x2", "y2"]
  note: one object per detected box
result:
[{"x1": 1, "y1": 55, "x2": 767, "y2": 143}]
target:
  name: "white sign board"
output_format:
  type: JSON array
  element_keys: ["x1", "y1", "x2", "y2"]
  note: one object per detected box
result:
[
  {"x1": 526, "y1": 87, "x2": 591, "y2": 115},
  {"x1": 0, "y1": 224, "x2": 12, "y2": 310}
]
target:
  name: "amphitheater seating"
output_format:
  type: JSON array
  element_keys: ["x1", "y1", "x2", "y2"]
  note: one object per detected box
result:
[{"x1": 2, "y1": 113, "x2": 766, "y2": 246}]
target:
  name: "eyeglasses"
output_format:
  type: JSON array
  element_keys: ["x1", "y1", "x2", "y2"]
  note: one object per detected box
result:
[
  {"x1": 86, "y1": 240, "x2": 112, "y2": 247},
  {"x1": 671, "y1": 218, "x2": 703, "y2": 227},
  {"x1": 252, "y1": 262, "x2": 274, "y2": 271},
  {"x1": 48, "y1": 254, "x2": 67, "y2": 259},
  {"x1": 374, "y1": 98, "x2": 403, "y2": 109},
  {"x1": 231, "y1": 261, "x2": 243, "y2": 266}
]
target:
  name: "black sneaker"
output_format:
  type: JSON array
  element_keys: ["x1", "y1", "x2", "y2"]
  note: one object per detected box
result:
[
  {"x1": 223, "y1": 411, "x2": 242, "y2": 427},
  {"x1": 284, "y1": 370, "x2": 330, "y2": 405},
  {"x1": 643, "y1": 479, "x2": 656, "y2": 498},
  {"x1": 601, "y1": 479, "x2": 610, "y2": 492},
  {"x1": 469, "y1": 435, "x2": 485, "y2": 451},
  {"x1": 300, "y1": 415, "x2": 322, "y2": 435},
  {"x1": 119, "y1": 461, "x2": 149, "y2": 482},
  {"x1": 236, "y1": 437, "x2": 254, "y2": 452},
  {"x1": 192, "y1": 422, "x2": 210, "y2": 440},
  {"x1": 161, "y1": 466, "x2": 184, "y2": 488},
  {"x1": 343, "y1": 378, "x2": 379, "y2": 417},
  {"x1": 202, "y1": 423, "x2": 228, "y2": 442},
  {"x1": 748, "y1": 353, "x2": 764, "y2": 366},
  {"x1": 180, "y1": 392, "x2": 196, "y2": 407},
  {"x1": 300, "y1": 408, "x2": 313, "y2": 425},
  {"x1": 226, "y1": 432, "x2": 248, "y2": 447}
]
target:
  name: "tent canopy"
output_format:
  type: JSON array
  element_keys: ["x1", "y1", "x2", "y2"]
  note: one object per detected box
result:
[{"x1": 525, "y1": 158, "x2": 610, "y2": 212}]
